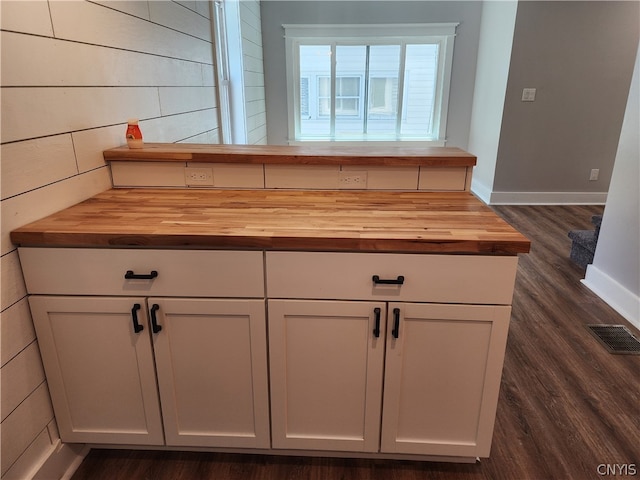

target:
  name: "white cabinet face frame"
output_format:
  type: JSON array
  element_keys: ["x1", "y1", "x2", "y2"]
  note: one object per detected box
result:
[
  {"x1": 380, "y1": 302, "x2": 511, "y2": 458},
  {"x1": 267, "y1": 299, "x2": 386, "y2": 452},
  {"x1": 28, "y1": 296, "x2": 165, "y2": 445},
  {"x1": 150, "y1": 298, "x2": 271, "y2": 449}
]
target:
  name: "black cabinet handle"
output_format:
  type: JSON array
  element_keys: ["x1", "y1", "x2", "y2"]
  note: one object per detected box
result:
[
  {"x1": 150, "y1": 304, "x2": 162, "y2": 334},
  {"x1": 373, "y1": 307, "x2": 381, "y2": 338},
  {"x1": 125, "y1": 270, "x2": 158, "y2": 280},
  {"x1": 392, "y1": 308, "x2": 400, "y2": 339},
  {"x1": 372, "y1": 275, "x2": 404, "y2": 285},
  {"x1": 131, "y1": 303, "x2": 143, "y2": 333}
]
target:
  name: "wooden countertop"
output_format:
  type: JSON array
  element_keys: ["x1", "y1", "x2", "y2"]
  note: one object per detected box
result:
[
  {"x1": 11, "y1": 189, "x2": 530, "y2": 254},
  {"x1": 103, "y1": 143, "x2": 477, "y2": 167}
]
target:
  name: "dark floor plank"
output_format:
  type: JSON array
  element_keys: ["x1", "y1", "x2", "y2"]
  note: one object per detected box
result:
[{"x1": 71, "y1": 205, "x2": 639, "y2": 480}]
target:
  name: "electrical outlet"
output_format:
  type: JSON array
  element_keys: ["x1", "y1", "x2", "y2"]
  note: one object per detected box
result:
[
  {"x1": 589, "y1": 169, "x2": 599, "y2": 181},
  {"x1": 185, "y1": 167, "x2": 213, "y2": 186},
  {"x1": 339, "y1": 171, "x2": 367, "y2": 189},
  {"x1": 521, "y1": 88, "x2": 536, "y2": 102}
]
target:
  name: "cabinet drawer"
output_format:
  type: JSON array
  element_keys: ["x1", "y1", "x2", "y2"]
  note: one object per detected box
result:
[
  {"x1": 19, "y1": 248, "x2": 264, "y2": 297},
  {"x1": 266, "y1": 252, "x2": 518, "y2": 305}
]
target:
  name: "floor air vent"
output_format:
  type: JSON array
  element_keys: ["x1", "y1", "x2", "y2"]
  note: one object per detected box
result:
[{"x1": 587, "y1": 325, "x2": 640, "y2": 355}]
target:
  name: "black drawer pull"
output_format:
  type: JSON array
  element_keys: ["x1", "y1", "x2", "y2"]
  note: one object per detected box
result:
[
  {"x1": 125, "y1": 270, "x2": 158, "y2": 280},
  {"x1": 373, "y1": 307, "x2": 381, "y2": 338},
  {"x1": 131, "y1": 303, "x2": 143, "y2": 333},
  {"x1": 150, "y1": 304, "x2": 162, "y2": 334},
  {"x1": 392, "y1": 308, "x2": 401, "y2": 339},
  {"x1": 372, "y1": 275, "x2": 404, "y2": 285}
]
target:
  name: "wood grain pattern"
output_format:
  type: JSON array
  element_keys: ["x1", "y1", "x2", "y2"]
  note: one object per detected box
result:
[
  {"x1": 70, "y1": 205, "x2": 640, "y2": 480},
  {"x1": 103, "y1": 143, "x2": 477, "y2": 166},
  {"x1": 9, "y1": 189, "x2": 530, "y2": 254}
]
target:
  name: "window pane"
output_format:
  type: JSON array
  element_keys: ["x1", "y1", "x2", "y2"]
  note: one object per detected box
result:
[
  {"x1": 339, "y1": 77, "x2": 359, "y2": 96},
  {"x1": 300, "y1": 77, "x2": 309, "y2": 118},
  {"x1": 337, "y1": 98, "x2": 359, "y2": 115},
  {"x1": 367, "y1": 45, "x2": 400, "y2": 137},
  {"x1": 318, "y1": 97, "x2": 330, "y2": 116},
  {"x1": 335, "y1": 46, "x2": 365, "y2": 135},
  {"x1": 299, "y1": 45, "x2": 331, "y2": 137},
  {"x1": 370, "y1": 78, "x2": 388, "y2": 109},
  {"x1": 318, "y1": 76, "x2": 330, "y2": 97},
  {"x1": 296, "y1": 40, "x2": 444, "y2": 140},
  {"x1": 401, "y1": 44, "x2": 439, "y2": 137}
]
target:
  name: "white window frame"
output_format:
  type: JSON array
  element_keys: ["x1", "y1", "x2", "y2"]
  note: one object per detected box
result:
[
  {"x1": 283, "y1": 23, "x2": 458, "y2": 146},
  {"x1": 213, "y1": 0, "x2": 247, "y2": 144}
]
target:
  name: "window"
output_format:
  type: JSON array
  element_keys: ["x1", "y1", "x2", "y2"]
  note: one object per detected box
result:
[
  {"x1": 284, "y1": 23, "x2": 458, "y2": 144},
  {"x1": 319, "y1": 76, "x2": 361, "y2": 116}
]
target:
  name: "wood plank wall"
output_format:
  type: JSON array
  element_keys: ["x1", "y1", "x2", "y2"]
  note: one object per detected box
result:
[
  {"x1": 0, "y1": 1, "x2": 224, "y2": 477},
  {"x1": 240, "y1": 0, "x2": 267, "y2": 144}
]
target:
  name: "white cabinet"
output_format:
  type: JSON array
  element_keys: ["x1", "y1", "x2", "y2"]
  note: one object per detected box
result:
[
  {"x1": 268, "y1": 300, "x2": 386, "y2": 452},
  {"x1": 266, "y1": 300, "x2": 510, "y2": 458},
  {"x1": 23, "y1": 248, "x2": 270, "y2": 448},
  {"x1": 265, "y1": 252, "x2": 516, "y2": 459},
  {"x1": 380, "y1": 303, "x2": 511, "y2": 458},
  {"x1": 152, "y1": 298, "x2": 270, "y2": 448},
  {"x1": 22, "y1": 247, "x2": 518, "y2": 461},
  {"x1": 29, "y1": 296, "x2": 164, "y2": 445}
]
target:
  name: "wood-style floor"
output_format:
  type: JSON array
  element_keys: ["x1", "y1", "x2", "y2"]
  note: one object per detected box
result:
[{"x1": 71, "y1": 205, "x2": 639, "y2": 480}]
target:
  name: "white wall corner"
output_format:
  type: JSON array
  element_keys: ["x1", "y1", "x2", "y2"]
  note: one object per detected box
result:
[
  {"x1": 470, "y1": 177, "x2": 492, "y2": 205},
  {"x1": 583, "y1": 265, "x2": 640, "y2": 330}
]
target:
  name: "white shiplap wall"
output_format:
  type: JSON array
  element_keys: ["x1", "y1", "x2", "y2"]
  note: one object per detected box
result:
[
  {"x1": 240, "y1": 0, "x2": 267, "y2": 144},
  {"x1": 0, "y1": 1, "x2": 219, "y2": 477}
]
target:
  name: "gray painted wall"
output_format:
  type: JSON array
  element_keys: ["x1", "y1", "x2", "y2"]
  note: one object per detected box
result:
[
  {"x1": 260, "y1": 1, "x2": 482, "y2": 147},
  {"x1": 493, "y1": 1, "x2": 639, "y2": 196}
]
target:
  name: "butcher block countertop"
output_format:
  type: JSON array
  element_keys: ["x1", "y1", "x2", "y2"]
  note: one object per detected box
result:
[
  {"x1": 104, "y1": 143, "x2": 477, "y2": 167},
  {"x1": 11, "y1": 189, "x2": 530, "y2": 254}
]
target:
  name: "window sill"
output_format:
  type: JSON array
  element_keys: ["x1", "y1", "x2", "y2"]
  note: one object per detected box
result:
[{"x1": 288, "y1": 139, "x2": 447, "y2": 148}]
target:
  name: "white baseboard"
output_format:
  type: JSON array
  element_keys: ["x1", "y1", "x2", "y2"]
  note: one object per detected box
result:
[
  {"x1": 33, "y1": 441, "x2": 89, "y2": 480},
  {"x1": 488, "y1": 190, "x2": 608, "y2": 205},
  {"x1": 3, "y1": 433, "x2": 88, "y2": 480},
  {"x1": 583, "y1": 265, "x2": 640, "y2": 330}
]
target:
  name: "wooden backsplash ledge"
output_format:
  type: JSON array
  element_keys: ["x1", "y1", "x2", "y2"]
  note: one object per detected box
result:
[{"x1": 104, "y1": 143, "x2": 477, "y2": 167}]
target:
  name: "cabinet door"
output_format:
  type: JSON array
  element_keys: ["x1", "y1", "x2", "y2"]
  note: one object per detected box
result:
[
  {"x1": 268, "y1": 300, "x2": 386, "y2": 452},
  {"x1": 29, "y1": 296, "x2": 164, "y2": 445},
  {"x1": 380, "y1": 303, "x2": 511, "y2": 458},
  {"x1": 151, "y1": 298, "x2": 270, "y2": 448}
]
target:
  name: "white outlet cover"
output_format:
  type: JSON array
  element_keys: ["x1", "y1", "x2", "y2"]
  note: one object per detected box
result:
[
  {"x1": 185, "y1": 167, "x2": 213, "y2": 186},
  {"x1": 339, "y1": 171, "x2": 367, "y2": 189},
  {"x1": 522, "y1": 88, "x2": 536, "y2": 102}
]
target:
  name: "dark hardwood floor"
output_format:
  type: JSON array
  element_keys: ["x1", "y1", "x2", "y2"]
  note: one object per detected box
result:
[{"x1": 71, "y1": 205, "x2": 639, "y2": 480}]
